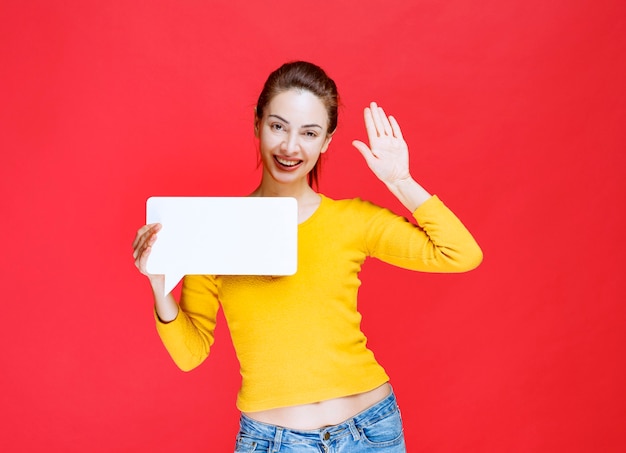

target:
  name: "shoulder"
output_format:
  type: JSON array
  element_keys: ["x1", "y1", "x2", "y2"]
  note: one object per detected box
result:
[
  {"x1": 319, "y1": 194, "x2": 384, "y2": 216},
  {"x1": 314, "y1": 194, "x2": 401, "y2": 234},
  {"x1": 183, "y1": 274, "x2": 219, "y2": 292}
]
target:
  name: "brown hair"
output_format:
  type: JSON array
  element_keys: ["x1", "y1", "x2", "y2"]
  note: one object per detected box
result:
[{"x1": 255, "y1": 61, "x2": 339, "y2": 188}]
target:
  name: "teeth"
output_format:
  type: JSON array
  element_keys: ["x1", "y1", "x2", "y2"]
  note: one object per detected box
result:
[{"x1": 276, "y1": 156, "x2": 301, "y2": 167}]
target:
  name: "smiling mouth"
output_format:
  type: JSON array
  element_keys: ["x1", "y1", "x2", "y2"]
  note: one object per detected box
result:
[{"x1": 274, "y1": 156, "x2": 303, "y2": 168}]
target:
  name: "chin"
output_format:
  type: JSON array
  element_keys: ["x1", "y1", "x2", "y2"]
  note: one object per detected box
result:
[{"x1": 267, "y1": 169, "x2": 310, "y2": 186}]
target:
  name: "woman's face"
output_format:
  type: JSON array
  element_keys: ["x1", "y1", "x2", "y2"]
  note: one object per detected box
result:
[{"x1": 256, "y1": 89, "x2": 332, "y2": 186}]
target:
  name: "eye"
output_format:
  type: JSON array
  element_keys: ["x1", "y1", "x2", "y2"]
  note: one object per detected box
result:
[
  {"x1": 270, "y1": 123, "x2": 284, "y2": 132},
  {"x1": 304, "y1": 130, "x2": 318, "y2": 138}
]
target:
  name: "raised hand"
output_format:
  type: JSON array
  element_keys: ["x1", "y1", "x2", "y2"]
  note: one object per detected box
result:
[{"x1": 352, "y1": 102, "x2": 411, "y2": 185}]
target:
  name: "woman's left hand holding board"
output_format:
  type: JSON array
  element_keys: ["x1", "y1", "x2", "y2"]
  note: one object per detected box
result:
[{"x1": 132, "y1": 222, "x2": 179, "y2": 322}]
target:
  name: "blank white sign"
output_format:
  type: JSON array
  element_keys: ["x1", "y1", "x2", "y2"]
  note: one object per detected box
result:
[{"x1": 146, "y1": 197, "x2": 298, "y2": 295}]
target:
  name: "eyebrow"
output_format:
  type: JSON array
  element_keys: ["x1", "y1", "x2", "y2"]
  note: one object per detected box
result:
[{"x1": 268, "y1": 114, "x2": 323, "y2": 129}]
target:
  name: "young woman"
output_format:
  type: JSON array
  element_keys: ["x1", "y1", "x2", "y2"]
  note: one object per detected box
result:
[{"x1": 133, "y1": 61, "x2": 482, "y2": 452}]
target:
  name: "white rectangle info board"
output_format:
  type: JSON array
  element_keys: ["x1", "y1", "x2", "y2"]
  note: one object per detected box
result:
[{"x1": 146, "y1": 197, "x2": 298, "y2": 294}]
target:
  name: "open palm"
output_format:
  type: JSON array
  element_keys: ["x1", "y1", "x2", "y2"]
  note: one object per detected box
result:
[{"x1": 352, "y1": 102, "x2": 411, "y2": 185}]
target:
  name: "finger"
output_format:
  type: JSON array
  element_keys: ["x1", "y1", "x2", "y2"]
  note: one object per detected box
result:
[
  {"x1": 363, "y1": 107, "x2": 378, "y2": 143},
  {"x1": 141, "y1": 243, "x2": 152, "y2": 264},
  {"x1": 136, "y1": 233, "x2": 156, "y2": 263},
  {"x1": 133, "y1": 233, "x2": 149, "y2": 259},
  {"x1": 142, "y1": 231, "x2": 158, "y2": 257},
  {"x1": 377, "y1": 106, "x2": 393, "y2": 136},
  {"x1": 132, "y1": 227, "x2": 147, "y2": 250},
  {"x1": 389, "y1": 116, "x2": 403, "y2": 139},
  {"x1": 135, "y1": 245, "x2": 152, "y2": 274},
  {"x1": 352, "y1": 140, "x2": 378, "y2": 161},
  {"x1": 133, "y1": 223, "x2": 162, "y2": 247},
  {"x1": 132, "y1": 225, "x2": 160, "y2": 260},
  {"x1": 369, "y1": 102, "x2": 385, "y2": 137},
  {"x1": 132, "y1": 223, "x2": 157, "y2": 249}
]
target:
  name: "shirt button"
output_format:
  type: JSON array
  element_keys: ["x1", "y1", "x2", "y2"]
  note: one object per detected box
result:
[{"x1": 323, "y1": 432, "x2": 330, "y2": 440}]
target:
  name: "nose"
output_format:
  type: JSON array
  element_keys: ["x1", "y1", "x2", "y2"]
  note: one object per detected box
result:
[{"x1": 281, "y1": 131, "x2": 301, "y2": 155}]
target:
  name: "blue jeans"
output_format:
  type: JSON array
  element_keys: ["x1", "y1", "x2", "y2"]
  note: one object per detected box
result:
[{"x1": 234, "y1": 389, "x2": 406, "y2": 452}]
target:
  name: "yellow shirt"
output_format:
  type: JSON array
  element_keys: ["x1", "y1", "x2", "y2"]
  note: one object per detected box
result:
[{"x1": 155, "y1": 195, "x2": 482, "y2": 412}]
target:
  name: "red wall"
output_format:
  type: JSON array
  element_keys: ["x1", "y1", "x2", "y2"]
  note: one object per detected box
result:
[{"x1": 2, "y1": 1, "x2": 625, "y2": 451}]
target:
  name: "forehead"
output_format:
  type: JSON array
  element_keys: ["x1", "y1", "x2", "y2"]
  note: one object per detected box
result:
[{"x1": 266, "y1": 89, "x2": 328, "y2": 126}]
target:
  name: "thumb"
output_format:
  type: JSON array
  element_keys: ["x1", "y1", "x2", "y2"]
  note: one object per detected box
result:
[{"x1": 352, "y1": 140, "x2": 375, "y2": 161}]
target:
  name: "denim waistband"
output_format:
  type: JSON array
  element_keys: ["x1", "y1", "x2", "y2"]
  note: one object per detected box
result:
[{"x1": 238, "y1": 388, "x2": 399, "y2": 447}]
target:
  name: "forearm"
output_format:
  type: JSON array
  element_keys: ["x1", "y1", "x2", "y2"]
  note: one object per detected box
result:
[
  {"x1": 149, "y1": 276, "x2": 179, "y2": 322},
  {"x1": 368, "y1": 195, "x2": 483, "y2": 273},
  {"x1": 153, "y1": 275, "x2": 219, "y2": 371},
  {"x1": 384, "y1": 176, "x2": 432, "y2": 213}
]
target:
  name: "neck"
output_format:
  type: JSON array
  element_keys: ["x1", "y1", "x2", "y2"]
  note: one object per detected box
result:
[
  {"x1": 251, "y1": 175, "x2": 322, "y2": 224},
  {"x1": 251, "y1": 176, "x2": 318, "y2": 203}
]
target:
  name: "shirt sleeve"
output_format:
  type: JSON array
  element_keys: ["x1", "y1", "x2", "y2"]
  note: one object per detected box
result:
[
  {"x1": 154, "y1": 274, "x2": 220, "y2": 371},
  {"x1": 364, "y1": 195, "x2": 483, "y2": 272}
]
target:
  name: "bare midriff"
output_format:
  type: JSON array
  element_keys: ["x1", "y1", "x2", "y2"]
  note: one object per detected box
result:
[{"x1": 242, "y1": 382, "x2": 392, "y2": 430}]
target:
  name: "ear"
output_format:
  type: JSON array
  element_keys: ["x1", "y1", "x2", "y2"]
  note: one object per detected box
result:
[
  {"x1": 320, "y1": 134, "x2": 333, "y2": 154},
  {"x1": 254, "y1": 107, "x2": 260, "y2": 138}
]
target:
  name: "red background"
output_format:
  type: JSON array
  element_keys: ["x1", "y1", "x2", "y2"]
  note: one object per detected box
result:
[{"x1": 2, "y1": 1, "x2": 625, "y2": 451}]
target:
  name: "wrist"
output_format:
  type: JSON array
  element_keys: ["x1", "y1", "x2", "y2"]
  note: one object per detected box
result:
[
  {"x1": 384, "y1": 174, "x2": 413, "y2": 192},
  {"x1": 385, "y1": 176, "x2": 431, "y2": 213},
  {"x1": 148, "y1": 274, "x2": 165, "y2": 290}
]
